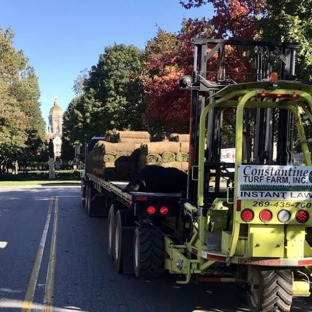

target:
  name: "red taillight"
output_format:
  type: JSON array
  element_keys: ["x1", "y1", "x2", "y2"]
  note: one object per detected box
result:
[
  {"x1": 257, "y1": 92, "x2": 299, "y2": 99},
  {"x1": 147, "y1": 206, "x2": 156, "y2": 215},
  {"x1": 296, "y1": 210, "x2": 309, "y2": 223},
  {"x1": 241, "y1": 209, "x2": 254, "y2": 222},
  {"x1": 160, "y1": 206, "x2": 169, "y2": 215},
  {"x1": 259, "y1": 209, "x2": 273, "y2": 222}
]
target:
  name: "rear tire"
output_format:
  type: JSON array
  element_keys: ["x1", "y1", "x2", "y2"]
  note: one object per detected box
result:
[
  {"x1": 81, "y1": 183, "x2": 86, "y2": 206},
  {"x1": 134, "y1": 225, "x2": 164, "y2": 279},
  {"x1": 86, "y1": 186, "x2": 96, "y2": 217},
  {"x1": 85, "y1": 185, "x2": 89, "y2": 210},
  {"x1": 248, "y1": 267, "x2": 293, "y2": 312},
  {"x1": 113, "y1": 210, "x2": 135, "y2": 273},
  {"x1": 107, "y1": 203, "x2": 124, "y2": 260}
]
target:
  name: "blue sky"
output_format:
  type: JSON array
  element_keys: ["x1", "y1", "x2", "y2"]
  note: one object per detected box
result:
[{"x1": 0, "y1": 0, "x2": 212, "y2": 129}]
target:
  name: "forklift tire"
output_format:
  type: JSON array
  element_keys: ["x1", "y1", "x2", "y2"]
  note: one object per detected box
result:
[
  {"x1": 134, "y1": 225, "x2": 164, "y2": 279},
  {"x1": 113, "y1": 210, "x2": 135, "y2": 274},
  {"x1": 107, "y1": 203, "x2": 124, "y2": 260},
  {"x1": 248, "y1": 267, "x2": 293, "y2": 312}
]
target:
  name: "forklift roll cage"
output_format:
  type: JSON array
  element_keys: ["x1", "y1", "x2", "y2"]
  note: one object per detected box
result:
[{"x1": 184, "y1": 38, "x2": 303, "y2": 203}]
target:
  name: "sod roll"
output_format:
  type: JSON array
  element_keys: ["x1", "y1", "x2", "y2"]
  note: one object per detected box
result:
[
  {"x1": 146, "y1": 142, "x2": 180, "y2": 154},
  {"x1": 162, "y1": 152, "x2": 176, "y2": 163},
  {"x1": 103, "y1": 153, "x2": 116, "y2": 163},
  {"x1": 104, "y1": 142, "x2": 136, "y2": 153},
  {"x1": 147, "y1": 153, "x2": 162, "y2": 163},
  {"x1": 169, "y1": 133, "x2": 189, "y2": 142},
  {"x1": 104, "y1": 162, "x2": 115, "y2": 168},
  {"x1": 178, "y1": 134, "x2": 189, "y2": 142},
  {"x1": 118, "y1": 131, "x2": 150, "y2": 140},
  {"x1": 181, "y1": 162, "x2": 189, "y2": 171},
  {"x1": 86, "y1": 140, "x2": 148, "y2": 180},
  {"x1": 176, "y1": 152, "x2": 189, "y2": 162},
  {"x1": 180, "y1": 142, "x2": 189, "y2": 153},
  {"x1": 117, "y1": 138, "x2": 150, "y2": 143}
]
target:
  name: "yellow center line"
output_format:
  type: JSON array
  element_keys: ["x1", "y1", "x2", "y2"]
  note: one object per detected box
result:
[
  {"x1": 43, "y1": 196, "x2": 59, "y2": 312},
  {"x1": 22, "y1": 197, "x2": 54, "y2": 312}
]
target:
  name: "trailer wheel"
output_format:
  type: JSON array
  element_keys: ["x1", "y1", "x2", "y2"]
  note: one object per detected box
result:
[
  {"x1": 85, "y1": 185, "x2": 90, "y2": 210},
  {"x1": 107, "y1": 203, "x2": 124, "y2": 260},
  {"x1": 86, "y1": 185, "x2": 96, "y2": 217},
  {"x1": 248, "y1": 267, "x2": 293, "y2": 312},
  {"x1": 81, "y1": 184, "x2": 86, "y2": 206},
  {"x1": 134, "y1": 225, "x2": 164, "y2": 279},
  {"x1": 113, "y1": 210, "x2": 135, "y2": 273},
  {"x1": 85, "y1": 185, "x2": 95, "y2": 217}
]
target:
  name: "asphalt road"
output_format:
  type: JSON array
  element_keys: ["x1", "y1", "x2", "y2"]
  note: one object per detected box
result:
[{"x1": 0, "y1": 186, "x2": 311, "y2": 312}]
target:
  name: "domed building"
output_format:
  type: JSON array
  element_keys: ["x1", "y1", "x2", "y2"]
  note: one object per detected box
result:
[{"x1": 48, "y1": 96, "x2": 63, "y2": 158}]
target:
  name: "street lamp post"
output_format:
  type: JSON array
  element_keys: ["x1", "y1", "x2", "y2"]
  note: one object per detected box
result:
[
  {"x1": 74, "y1": 143, "x2": 81, "y2": 170},
  {"x1": 49, "y1": 139, "x2": 55, "y2": 179},
  {"x1": 74, "y1": 143, "x2": 81, "y2": 160}
]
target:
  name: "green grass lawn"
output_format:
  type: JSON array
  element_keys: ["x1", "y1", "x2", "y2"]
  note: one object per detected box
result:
[{"x1": 0, "y1": 170, "x2": 81, "y2": 186}]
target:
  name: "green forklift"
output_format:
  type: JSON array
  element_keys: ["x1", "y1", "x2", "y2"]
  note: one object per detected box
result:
[{"x1": 170, "y1": 39, "x2": 312, "y2": 311}]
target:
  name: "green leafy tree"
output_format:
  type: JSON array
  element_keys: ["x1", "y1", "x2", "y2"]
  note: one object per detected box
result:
[
  {"x1": 9, "y1": 62, "x2": 46, "y2": 167},
  {"x1": 13, "y1": 70, "x2": 46, "y2": 166},
  {"x1": 0, "y1": 81, "x2": 28, "y2": 163},
  {"x1": 0, "y1": 28, "x2": 29, "y2": 164},
  {"x1": 0, "y1": 27, "x2": 45, "y2": 167},
  {"x1": 61, "y1": 95, "x2": 95, "y2": 161},
  {"x1": 257, "y1": 0, "x2": 312, "y2": 80},
  {"x1": 83, "y1": 44, "x2": 146, "y2": 135}
]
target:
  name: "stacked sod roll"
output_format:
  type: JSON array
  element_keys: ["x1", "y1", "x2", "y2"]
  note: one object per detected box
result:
[
  {"x1": 86, "y1": 132, "x2": 190, "y2": 181},
  {"x1": 137, "y1": 137, "x2": 189, "y2": 171},
  {"x1": 86, "y1": 140, "x2": 147, "y2": 181},
  {"x1": 106, "y1": 130, "x2": 150, "y2": 143}
]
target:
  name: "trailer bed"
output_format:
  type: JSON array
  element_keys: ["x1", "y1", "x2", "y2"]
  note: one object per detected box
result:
[{"x1": 86, "y1": 173, "x2": 182, "y2": 208}]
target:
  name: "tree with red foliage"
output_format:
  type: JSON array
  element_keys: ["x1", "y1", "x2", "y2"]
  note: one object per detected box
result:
[
  {"x1": 143, "y1": 28, "x2": 187, "y2": 134},
  {"x1": 180, "y1": 0, "x2": 265, "y2": 38},
  {"x1": 143, "y1": 22, "x2": 211, "y2": 134},
  {"x1": 142, "y1": 18, "x2": 254, "y2": 136},
  {"x1": 143, "y1": 0, "x2": 268, "y2": 135}
]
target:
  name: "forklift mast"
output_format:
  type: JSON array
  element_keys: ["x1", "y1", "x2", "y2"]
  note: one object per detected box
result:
[{"x1": 181, "y1": 39, "x2": 300, "y2": 203}]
